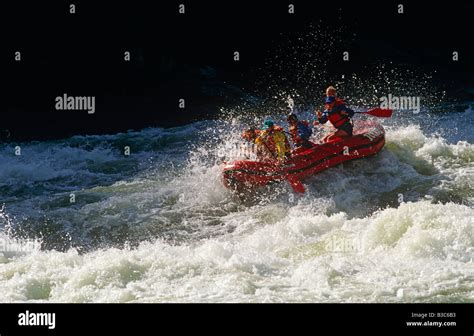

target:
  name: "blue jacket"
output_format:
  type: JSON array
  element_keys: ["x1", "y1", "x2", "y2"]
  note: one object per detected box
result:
[{"x1": 289, "y1": 120, "x2": 312, "y2": 146}]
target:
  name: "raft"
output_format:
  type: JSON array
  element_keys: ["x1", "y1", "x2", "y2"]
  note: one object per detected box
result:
[{"x1": 222, "y1": 120, "x2": 385, "y2": 193}]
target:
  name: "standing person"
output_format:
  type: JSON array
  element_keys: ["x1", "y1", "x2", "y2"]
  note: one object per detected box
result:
[{"x1": 315, "y1": 86, "x2": 355, "y2": 141}]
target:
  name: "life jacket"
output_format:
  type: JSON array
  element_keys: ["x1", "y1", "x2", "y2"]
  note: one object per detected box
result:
[
  {"x1": 289, "y1": 121, "x2": 312, "y2": 146},
  {"x1": 325, "y1": 98, "x2": 351, "y2": 128},
  {"x1": 256, "y1": 126, "x2": 290, "y2": 161}
]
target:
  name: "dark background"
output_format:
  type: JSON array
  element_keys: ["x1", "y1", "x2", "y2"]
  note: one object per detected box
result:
[{"x1": 1, "y1": 1, "x2": 473, "y2": 140}]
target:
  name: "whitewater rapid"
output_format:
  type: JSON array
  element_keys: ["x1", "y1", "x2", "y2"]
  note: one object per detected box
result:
[{"x1": 0, "y1": 111, "x2": 472, "y2": 302}]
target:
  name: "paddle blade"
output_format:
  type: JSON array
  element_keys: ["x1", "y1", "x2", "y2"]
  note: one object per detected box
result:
[
  {"x1": 365, "y1": 108, "x2": 393, "y2": 117},
  {"x1": 287, "y1": 176, "x2": 305, "y2": 193}
]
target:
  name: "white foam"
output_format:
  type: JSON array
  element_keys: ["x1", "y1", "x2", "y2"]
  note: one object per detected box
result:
[{"x1": 0, "y1": 200, "x2": 471, "y2": 302}]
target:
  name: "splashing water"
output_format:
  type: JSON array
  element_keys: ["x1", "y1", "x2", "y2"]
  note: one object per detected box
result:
[{"x1": 0, "y1": 106, "x2": 472, "y2": 302}]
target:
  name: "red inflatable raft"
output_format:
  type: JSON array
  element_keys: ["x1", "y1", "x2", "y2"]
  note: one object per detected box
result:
[{"x1": 222, "y1": 120, "x2": 385, "y2": 193}]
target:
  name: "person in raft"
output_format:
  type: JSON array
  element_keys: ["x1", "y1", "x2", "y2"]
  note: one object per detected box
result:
[
  {"x1": 287, "y1": 113, "x2": 314, "y2": 151},
  {"x1": 255, "y1": 119, "x2": 291, "y2": 162},
  {"x1": 315, "y1": 86, "x2": 355, "y2": 141},
  {"x1": 241, "y1": 127, "x2": 266, "y2": 160}
]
